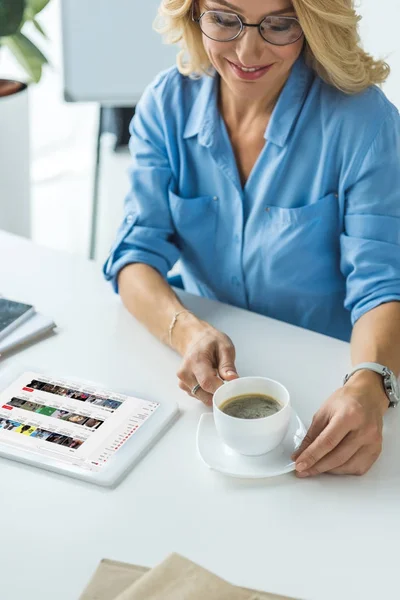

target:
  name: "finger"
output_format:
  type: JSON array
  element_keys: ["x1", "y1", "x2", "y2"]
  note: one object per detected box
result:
[
  {"x1": 295, "y1": 416, "x2": 350, "y2": 473},
  {"x1": 178, "y1": 380, "x2": 191, "y2": 394},
  {"x1": 193, "y1": 387, "x2": 213, "y2": 406},
  {"x1": 295, "y1": 432, "x2": 360, "y2": 477},
  {"x1": 291, "y1": 412, "x2": 328, "y2": 461},
  {"x1": 177, "y1": 363, "x2": 209, "y2": 397},
  {"x1": 217, "y1": 344, "x2": 239, "y2": 381},
  {"x1": 192, "y1": 362, "x2": 224, "y2": 396},
  {"x1": 328, "y1": 445, "x2": 382, "y2": 476},
  {"x1": 177, "y1": 377, "x2": 213, "y2": 406}
]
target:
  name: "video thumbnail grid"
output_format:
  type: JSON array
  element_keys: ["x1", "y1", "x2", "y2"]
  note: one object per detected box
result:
[
  {"x1": 0, "y1": 418, "x2": 84, "y2": 449},
  {"x1": 26, "y1": 379, "x2": 123, "y2": 411}
]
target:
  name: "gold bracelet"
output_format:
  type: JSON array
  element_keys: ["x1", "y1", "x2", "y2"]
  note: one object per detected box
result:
[{"x1": 168, "y1": 310, "x2": 193, "y2": 348}]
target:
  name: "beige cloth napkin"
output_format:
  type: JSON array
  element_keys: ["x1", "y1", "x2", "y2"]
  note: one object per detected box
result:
[{"x1": 80, "y1": 553, "x2": 298, "y2": 600}]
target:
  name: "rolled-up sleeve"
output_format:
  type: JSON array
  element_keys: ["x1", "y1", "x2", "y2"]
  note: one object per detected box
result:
[
  {"x1": 340, "y1": 107, "x2": 400, "y2": 325},
  {"x1": 103, "y1": 81, "x2": 180, "y2": 292}
]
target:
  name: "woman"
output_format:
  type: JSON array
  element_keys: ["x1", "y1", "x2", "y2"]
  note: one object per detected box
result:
[{"x1": 104, "y1": 0, "x2": 400, "y2": 476}]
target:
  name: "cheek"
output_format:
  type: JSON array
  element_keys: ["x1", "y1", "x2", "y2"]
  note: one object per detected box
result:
[
  {"x1": 286, "y1": 38, "x2": 306, "y2": 61},
  {"x1": 202, "y1": 36, "x2": 235, "y2": 64},
  {"x1": 271, "y1": 39, "x2": 304, "y2": 65}
]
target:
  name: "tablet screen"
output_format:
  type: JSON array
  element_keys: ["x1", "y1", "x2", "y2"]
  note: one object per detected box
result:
[{"x1": 0, "y1": 371, "x2": 160, "y2": 471}]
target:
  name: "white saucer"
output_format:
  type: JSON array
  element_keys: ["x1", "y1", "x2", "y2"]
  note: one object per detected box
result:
[{"x1": 196, "y1": 410, "x2": 307, "y2": 479}]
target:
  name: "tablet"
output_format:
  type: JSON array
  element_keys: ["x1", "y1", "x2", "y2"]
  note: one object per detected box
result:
[
  {"x1": 0, "y1": 298, "x2": 35, "y2": 341},
  {"x1": 0, "y1": 364, "x2": 179, "y2": 487}
]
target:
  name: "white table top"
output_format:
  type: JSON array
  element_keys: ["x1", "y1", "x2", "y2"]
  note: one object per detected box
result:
[{"x1": 0, "y1": 231, "x2": 399, "y2": 600}]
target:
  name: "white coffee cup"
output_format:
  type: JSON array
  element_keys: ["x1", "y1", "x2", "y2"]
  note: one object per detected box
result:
[{"x1": 213, "y1": 376, "x2": 291, "y2": 456}]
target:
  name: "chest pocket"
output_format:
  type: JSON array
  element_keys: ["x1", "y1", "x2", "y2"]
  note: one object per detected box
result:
[
  {"x1": 168, "y1": 190, "x2": 218, "y2": 264},
  {"x1": 262, "y1": 192, "x2": 343, "y2": 291}
]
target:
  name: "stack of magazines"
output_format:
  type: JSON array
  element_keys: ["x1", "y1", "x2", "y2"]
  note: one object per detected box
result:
[{"x1": 0, "y1": 297, "x2": 56, "y2": 356}]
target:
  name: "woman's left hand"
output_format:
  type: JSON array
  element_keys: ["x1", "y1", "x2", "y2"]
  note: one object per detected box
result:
[{"x1": 292, "y1": 371, "x2": 389, "y2": 477}]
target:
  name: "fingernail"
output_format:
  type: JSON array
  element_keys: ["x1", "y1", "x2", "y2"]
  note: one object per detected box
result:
[
  {"x1": 296, "y1": 462, "x2": 308, "y2": 472},
  {"x1": 226, "y1": 371, "x2": 237, "y2": 376},
  {"x1": 296, "y1": 471, "x2": 310, "y2": 478}
]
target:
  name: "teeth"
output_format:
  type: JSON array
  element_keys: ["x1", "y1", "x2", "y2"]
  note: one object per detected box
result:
[{"x1": 236, "y1": 65, "x2": 265, "y2": 72}]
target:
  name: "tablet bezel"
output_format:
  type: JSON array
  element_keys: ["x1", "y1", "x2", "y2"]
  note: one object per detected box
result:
[{"x1": 0, "y1": 363, "x2": 179, "y2": 487}]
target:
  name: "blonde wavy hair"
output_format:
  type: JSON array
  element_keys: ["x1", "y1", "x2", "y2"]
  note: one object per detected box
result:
[{"x1": 154, "y1": 0, "x2": 390, "y2": 94}]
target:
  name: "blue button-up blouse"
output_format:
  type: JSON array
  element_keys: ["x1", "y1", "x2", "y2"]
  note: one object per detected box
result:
[{"x1": 103, "y1": 53, "x2": 400, "y2": 341}]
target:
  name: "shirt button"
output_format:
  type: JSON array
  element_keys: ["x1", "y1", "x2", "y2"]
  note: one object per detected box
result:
[
  {"x1": 213, "y1": 196, "x2": 218, "y2": 201},
  {"x1": 265, "y1": 207, "x2": 270, "y2": 212},
  {"x1": 231, "y1": 276, "x2": 240, "y2": 286},
  {"x1": 126, "y1": 213, "x2": 135, "y2": 224}
]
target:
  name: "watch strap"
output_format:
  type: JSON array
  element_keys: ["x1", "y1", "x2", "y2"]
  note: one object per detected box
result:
[
  {"x1": 343, "y1": 362, "x2": 400, "y2": 408},
  {"x1": 343, "y1": 362, "x2": 388, "y2": 386}
]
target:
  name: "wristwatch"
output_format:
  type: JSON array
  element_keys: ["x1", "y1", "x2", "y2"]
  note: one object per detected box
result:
[{"x1": 343, "y1": 362, "x2": 400, "y2": 408}]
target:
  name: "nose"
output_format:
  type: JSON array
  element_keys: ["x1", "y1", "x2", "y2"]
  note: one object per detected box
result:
[{"x1": 235, "y1": 26, "x2": 266, "y2": 65}]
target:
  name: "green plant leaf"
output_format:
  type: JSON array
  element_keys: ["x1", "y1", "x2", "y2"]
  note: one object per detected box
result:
[
  {"x1": 25, "y1": 0, "x2": 51, "y2": 17},
  {"x1": 0, "y1": 0, "x2": 25, "y2": 37},
  {"x1": 32, "y1": 17, "x2": 47, "y2": 38},
  {"x1": 2, "y1": 32, "x2": 48, "y2": 83}
]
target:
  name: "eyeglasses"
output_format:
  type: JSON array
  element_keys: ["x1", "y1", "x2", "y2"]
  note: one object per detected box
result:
[{"x1": 192, "y1": 9, "x2": 304, "y2": 46}]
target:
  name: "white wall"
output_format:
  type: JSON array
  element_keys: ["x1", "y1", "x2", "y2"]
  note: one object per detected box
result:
[{"x1": 358, "y1": 0, "x2": 399, "y2": 108}]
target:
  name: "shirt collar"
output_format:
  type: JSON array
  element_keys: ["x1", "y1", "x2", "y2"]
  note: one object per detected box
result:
[
  {"x1": 183, "y1": 72, "x2": 219, "y2": 145},
  {"x1": 183, "y1": 52, "x2": 314, "y2": 148},
  {"x1": 265, "y1": 52, "x2": 314, "y2": 147}
]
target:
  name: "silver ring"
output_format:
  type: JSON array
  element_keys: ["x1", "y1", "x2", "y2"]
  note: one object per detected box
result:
[{"x1": 191, "y1": 383, "x2": 201, "y2": 396}]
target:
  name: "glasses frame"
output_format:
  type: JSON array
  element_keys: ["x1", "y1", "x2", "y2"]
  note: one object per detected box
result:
[{"x1": 192, "y1": 7, "x2": 304, "y2": 46}]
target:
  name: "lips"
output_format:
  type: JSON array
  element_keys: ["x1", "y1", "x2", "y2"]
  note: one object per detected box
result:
[
  {"x1": 230, "y1": 61, "x2": 272, "y2": 72},
  {"x1": 226, "y1": 59, "x2": 273, "y2": 80}
]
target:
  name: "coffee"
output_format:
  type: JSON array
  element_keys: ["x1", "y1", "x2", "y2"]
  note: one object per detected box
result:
[{"x1": 219, "y1": 393, "x2": 281, "y2": 419}]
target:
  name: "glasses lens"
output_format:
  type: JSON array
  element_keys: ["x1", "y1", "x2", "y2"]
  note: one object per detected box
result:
[
  {"x1": 260, "y1": 16, "x2": 303, "y2": 45},
  {"x1": 200, "y1": 11, "x2": 242, "y2": 41}
]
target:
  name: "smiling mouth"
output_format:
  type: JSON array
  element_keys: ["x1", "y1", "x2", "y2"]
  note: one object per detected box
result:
[{"x1": 228, "y1": 60, "x2": 272, "y2": 72}]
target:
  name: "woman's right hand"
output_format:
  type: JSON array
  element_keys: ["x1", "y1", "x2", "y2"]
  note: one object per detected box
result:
[{"x1": 175, "y1": 319, "x2": 239, "y2": 405}]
